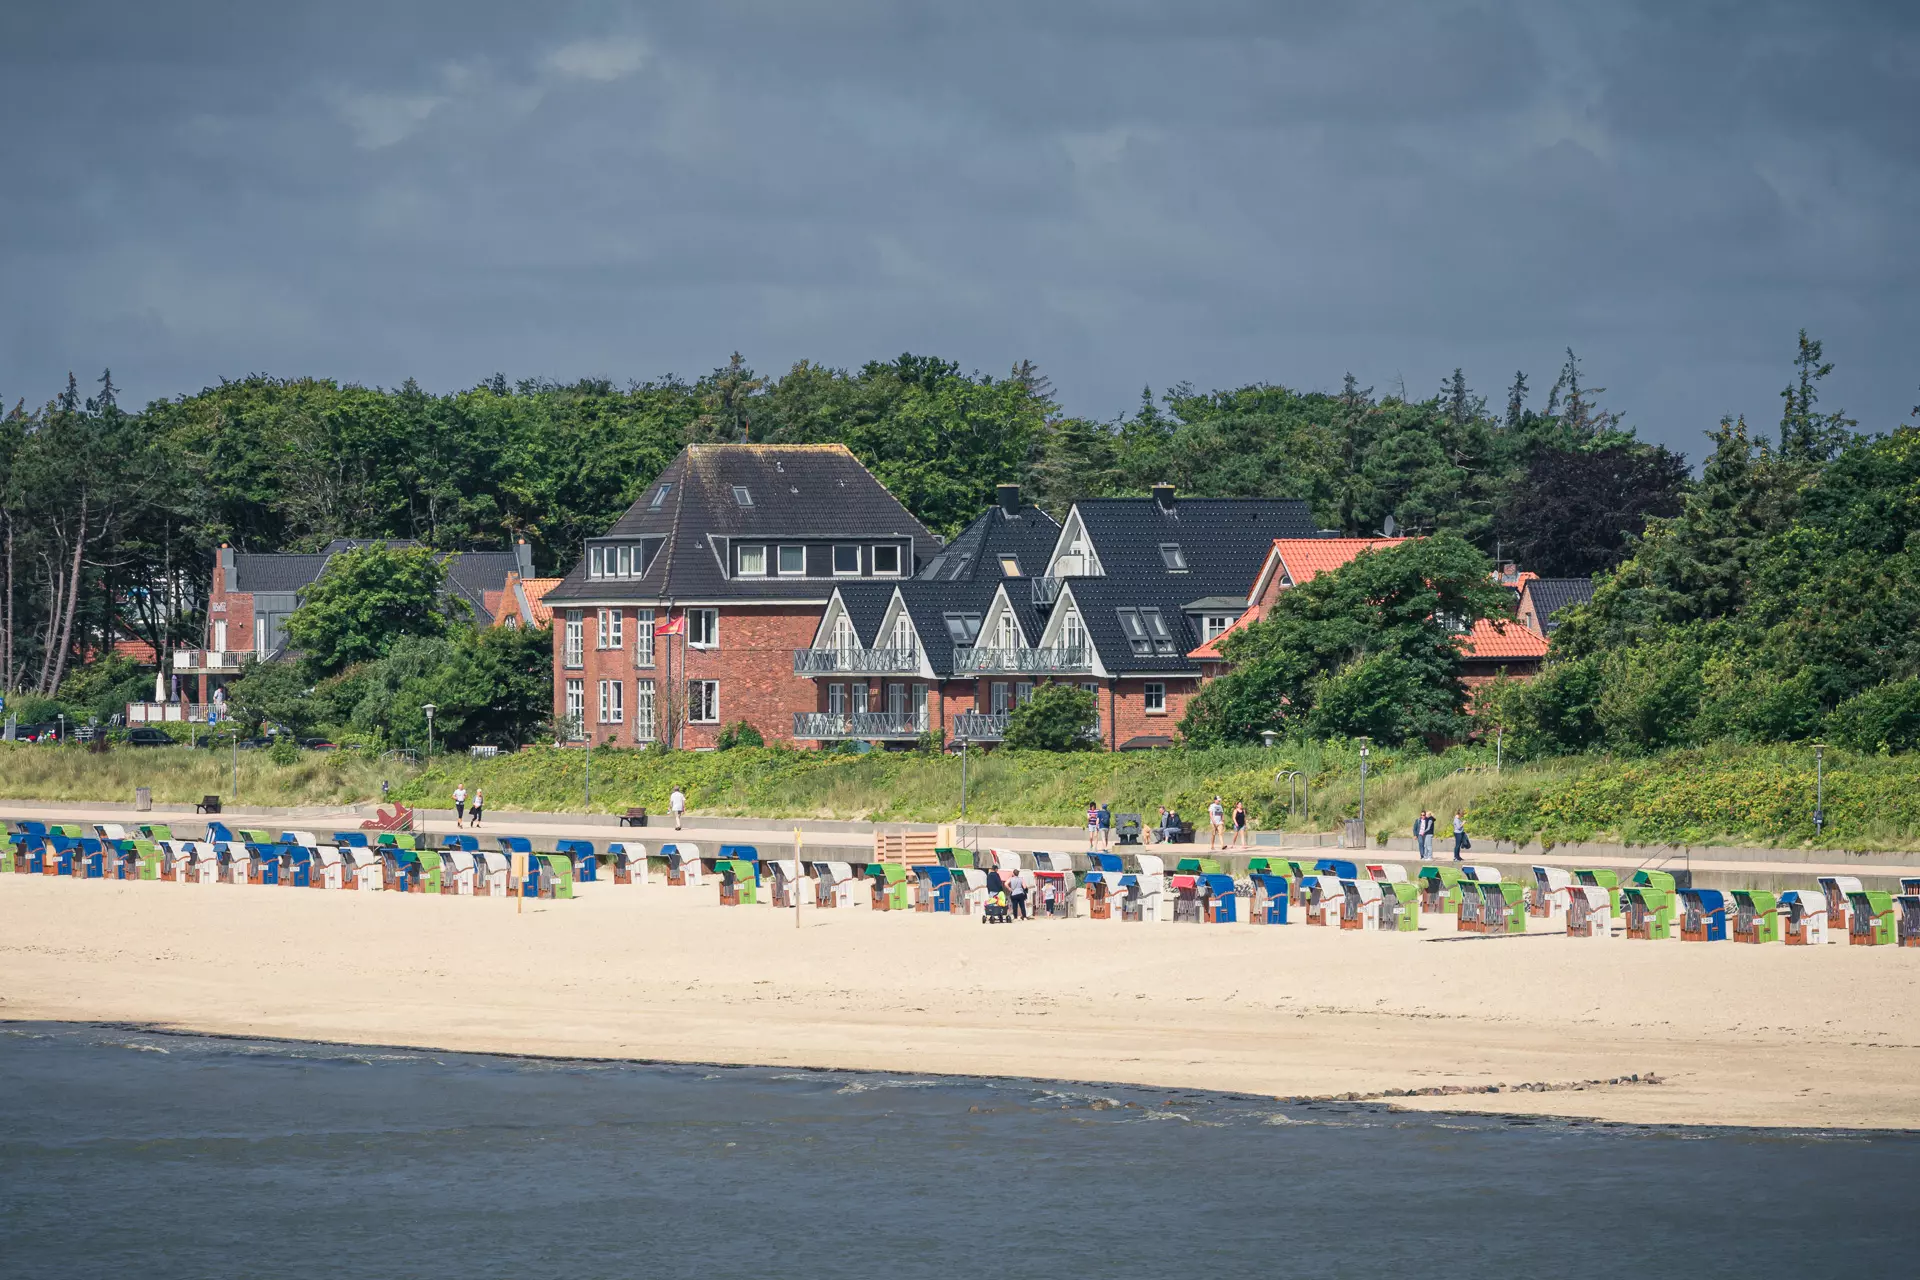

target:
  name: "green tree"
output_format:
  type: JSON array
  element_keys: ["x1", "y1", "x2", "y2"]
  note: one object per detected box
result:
[
  {"x1": 1002, "y1": 682, "x2": 1099, "y2": 751},
  {"x1": 1181, "y1": 534, "x2": 1512, "y2": 746},
  {"x1": 285, "y1": 544, "x2": 458, "y2": 676},
  {"x1": 1778, "y1": 329, "x2": 1856, "y2": 462}
]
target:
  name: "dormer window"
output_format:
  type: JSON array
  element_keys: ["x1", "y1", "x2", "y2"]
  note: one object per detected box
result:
[
  {"x1": 738, "y1": 545, "x2": 766, "y2": 576},
  {"x1": 1159, "y1": 543, "x2": 1187, "y2": 571},
  {"x1": 649, "y1": 483, "x2": 672, "y2": 510},
  {"x1": 872, "y1": 544, "x2": 901, "y2": 576},
  {"x1": 589, "y1": 547, "x2": 605, "y2": 578},
  {"x1": 732, "y1": 486, "x2": 753, "y2": 507},
  {"x1": 833, "y1": 545, "x2": 860, "y2": 575}
]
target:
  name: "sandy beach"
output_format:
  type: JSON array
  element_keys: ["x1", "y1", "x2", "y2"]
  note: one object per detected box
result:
[{"x1": 5, "y1": 871, "x2": 1917, "y2": 1130}]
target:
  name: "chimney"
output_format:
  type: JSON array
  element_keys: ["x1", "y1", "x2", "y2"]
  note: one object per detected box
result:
[
  {"x1": 1151, "y1": 483, "x2": 1177, "y2": 513},
  {"x1": 996, "y1": 483, "x2": 1021, "y2": 516},
  {"x1": 516, "y1": 538, "x2": 535, "y2": 578}
]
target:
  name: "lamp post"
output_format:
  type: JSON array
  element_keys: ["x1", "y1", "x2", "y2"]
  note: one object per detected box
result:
[
  {"x1": 1813, "y1": 741, "x2": 1824, "y2": 838},
  {"x1": 422, "y1": 704, "x2": 436, "y2": 758},
  {"x1": 1357, "y1": 737, "x2": 1371, "y2": 841}
]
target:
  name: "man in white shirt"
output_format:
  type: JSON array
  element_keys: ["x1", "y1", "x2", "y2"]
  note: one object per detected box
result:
[
  {"x1": 669, "y1": 785, "x2": 686, "y2": 830},
  {"x1": 1208, "y1": 797, "x2": 1226, "y2": 850}
]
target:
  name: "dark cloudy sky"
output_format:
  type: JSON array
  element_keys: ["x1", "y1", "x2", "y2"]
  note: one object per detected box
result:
[{"x1": 3, "y1": 1, "x2": 1915, "y2": 457}]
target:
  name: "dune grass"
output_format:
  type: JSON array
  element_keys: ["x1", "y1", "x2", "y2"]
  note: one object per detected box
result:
[
  {"x1": 0, "y1": 743, "x2": 403, "y2": 808},
  {"x1": 3, "y1": 738, "x2": 1916, "y2": 850}
]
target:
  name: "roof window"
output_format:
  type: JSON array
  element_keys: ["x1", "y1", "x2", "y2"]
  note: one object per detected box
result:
[
  {"x1": 944, "y1": 613, "x2": 983, "y2": 646},
  {"x1": 1116, "y1": 608, "x2": 1151, "y2": 655},
  {"x1": 649, "y1": 483, "x2": 673, "y2": 510},
  {"x1": 732, "y1": 486, "x2": 753, "y2": 507},
  {"x1": 999, "y1": 554, "x2": 1022, "y2": 577},
  {"x1": 1159, "y1": 543, "x2": 1187, "y2": 571},
  {"x1": 1141, "y1": 607, "x2": 1176, "y2": 653}
]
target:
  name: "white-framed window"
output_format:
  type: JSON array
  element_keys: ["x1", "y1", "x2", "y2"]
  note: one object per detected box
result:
[
  {"x1": 851, "y1": 684, "x2": 869, "y2": 714},
  {"x1": 688, "y1": 609, "x2": 718, "y2": 649},
  {"x1": 1061, "y1": 611, "x2": 1084, "y2": 654},
  {"x1": 1202, "y1": 615, "x2": 1232, "y2": 642},
  {"x1": 589, "y1": 546, "x2": 605, "y2": 578},
  {"x1": 732, "y1": 485, "x2": 753, "y2": 507},
  {"x1": 991, "y1": 682, "x2": 1010, "y2": 713},
  {"x1": 649, "y1": 483, "x2": 672, "y2": 510},
  {"x1": 833, "y1": 616, "x2": 856, "y2": 652},
  {"x1": 738, "y1": 545, "x2": 766, "y2": 576},
  {"x1": 778, "y1": 544, "x2": 805, "y2": 576},
  {"x1": 833, "y1": 544, "x2": 860, "y2": 575},
  {"x1": 892, "y1": 613, "x2": 914, "y2": 654},
  {"x1": 634, "y1": 609, "x2": 655, "y2": 668},
  {"x1": 1015, "y1": 682, "x2": 1033, "y2": 706},
  {"x1": 634, "y1": 679, "x2": 656, "y2": 742},
  {"x1": 827, "y1": 683, "x2": 846, "y2": 716},
  {"x1": 995, "y1": 612, "x2": 1015, "y2": 650},
  {"x1": 213, "y1": 620, "x2": 228, "y2": 652},
  {"x1": 1144, "y1": 682, "x2": 1167, "y2": 714},
  {"x1": 616, "y1": 545, "x2": 631, "y2": 577},
  {"x1": 689, "y1": 680, "x2": 719, "y2": 724},
  {"x1": 564, "y1": 612, "x2": 584, "y2": 668},
  {"x1": 564, "y1": 679, "x2": 585, "y2": 738},
  {"x1": 912, "y1": 684, "x2": 928, "y2": 730},
  {"x1": 872, "y1": 544, "x2": 901, "y2": 576},
  {"x1": 597, "y1": 608, "x2": 622, "y2": 650},
  {"x1": 887, "y1": 683, "x2": 906, "y2": 716},
  {"x1": 598, "y1": 679, "x2": 624, "y2": 724}
]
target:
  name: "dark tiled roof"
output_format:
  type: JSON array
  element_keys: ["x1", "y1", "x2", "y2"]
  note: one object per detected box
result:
[
  {"x1": 1072, "y1": 497, "x2": 1317, "y2": 598},
  {"x1": 1523, "y1": 578, "x2": 1596, "y2": 634},
  {"x1": 546, "y1": 444, "x2": 938, "y2": 605},
  {"x1": 832, "y1": 583, "x2": 898, "y2": 648},
  {"x1": 1059, "y1": 577, "x2": 1216, "y2": 675},
  {"x1": 229, "y1": 539, "x2": 526, "y2": 624},
  {"x1": 918, "y1": 504, "x2": 1061, "y2": 584}
]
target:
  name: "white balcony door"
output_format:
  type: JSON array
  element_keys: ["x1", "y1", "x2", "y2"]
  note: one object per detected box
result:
[{"x1": 213, "y1": 621, "x2": 227, "y2": 653}]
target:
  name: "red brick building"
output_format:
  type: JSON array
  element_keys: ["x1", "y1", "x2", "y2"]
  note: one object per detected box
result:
[
  {"x1": 794, "y1": 485, "x2": 1320, "y2": 749},
  {"x1": 541, "y1": 444, "x2": 938, "y2": 749}
]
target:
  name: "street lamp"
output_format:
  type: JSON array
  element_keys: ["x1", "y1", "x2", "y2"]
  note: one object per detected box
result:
[
  {"x1": 1813, "y1": 741, "x2": 1825, "y2": 838},
  {"x1": 1357, "y1": 737, "x2": 1371, "y2": 842},
  {"x1": 422, "y1": 704, "x2": 436, "y2": 758}
]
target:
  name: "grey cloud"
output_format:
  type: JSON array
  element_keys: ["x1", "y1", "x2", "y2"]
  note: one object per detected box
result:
[{"x1": 0, "y1": 0, "x2": 1914, "y2": 454}]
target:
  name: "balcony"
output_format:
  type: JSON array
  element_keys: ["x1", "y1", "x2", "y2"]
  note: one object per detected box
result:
[
  {"x1": 950, "y1": 711, "x2": 1009, "y2": 741},
  {"x1": 954, "y1": 645, "x2": 1092, "y2": 675},
  {"x1": 1031, "y1": 576, "x2": 1064, "y2": 608},
  {"x1": 792, "y1": 646, "x2": 920, "y2": 676},
  {"x1": 794, "y1": 711, "x2": 927, "y2": 740},
  {"x1": 172, "y1": 650, "x2": 246, "y2": 674}
]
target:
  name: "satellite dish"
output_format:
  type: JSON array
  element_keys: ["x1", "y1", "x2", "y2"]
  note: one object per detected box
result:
[{"x1": 1381, "y1": 514, "x2": 1398, "y2": 537}]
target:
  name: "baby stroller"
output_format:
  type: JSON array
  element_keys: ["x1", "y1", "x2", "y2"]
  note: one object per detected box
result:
[{"x1": 983, "y1": 888, "x2": 1012, "y2": 924}]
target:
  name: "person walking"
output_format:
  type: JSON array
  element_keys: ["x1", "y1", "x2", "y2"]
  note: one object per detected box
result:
[
  {"x1": 1096, "y1": 801, "x2": 1112, "y2": 850},
  {"x1": 1415, "y1": 809, "x2": 1435, "y2": 860},
  {"x1": 1230, "y1": 801, "x2": 1248, "y2": 849},
  {"x1": 469, "y1": 788, "x2": 484, "y2": 829},
  {"x1": 1208, "y1": 796, "x2": 1226, "y2": 850},
  {"x1": 452, "y1": 784, "x2": 467, "y2": 828},
  {"x1": 1452, "y1": 810, "x2": 1470, "y2": 861},
  {"x1": 1009, "y1": 867, "x2": 1029, "y2": 920},
  {"x1": 669, "y1": 785, "x2": 686, "y2": 830},
  {"x1": 1085, "y1": 801, "x2": 1100, "y2": 851}
]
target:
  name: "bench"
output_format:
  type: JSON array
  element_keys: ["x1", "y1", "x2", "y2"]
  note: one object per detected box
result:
[
  {"x1": 619, "y1": 807, "x2": 648, "y2": 827},
  {"x1": 195, "y1": 795, "x2": 222, "y2": 814}
]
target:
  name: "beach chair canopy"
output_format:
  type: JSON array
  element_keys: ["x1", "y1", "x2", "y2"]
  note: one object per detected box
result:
[
  {"x1": 959, "y1": 868, "x2": 987, "y2": 890},
  {"x1": 1169, "y1": 874, "x2": 1197, "y2": 891},
  {"x1": 607, "y1": 842, "x2": 642, "y2": 863},
  {"x1": 440, "y1": 834, "x2": 478, "y2": 852},
  {"x1": 332, "y1": 831, "x2": 369, "y2": 846},
  {"x1": 718, "y1": 844, "x2": 758, "y2": 861},
  {"x1": 1199, "y1": 874, "x2": 1235, "y2": 896},
  {"x1": 279, "y1": 830, "x2": 320, "y2": 847},
  {"x1": 555, "y1": 839, "x2": 595, "y2": 860},
  {"x1": 1090, "y1": 852, "x2": 1123, "y2": 873},
  {"x1": 987, "y1": 848, "x2": 1022, "y2": 871},
  {"x1": 497, "y1": 836, "x2": 534, "y2": 854},
  {"x1": 1316, "y1": 859, "x2": 1358, "y2": 880},
  {"x1": 478, "y1": 851, "x2": 510, "y2": 872},
  {"x1": 1574, "y1": 868, "x2": 1617, "y2": 887},
  {"x1": 1461, "y1": 865, "x2": 1502, "y2": 883},
  {"x1": 1247, "y1": 857, "x2": 1272, "y2": 874},
  {"x1": 913, "y1": 865, "x2": 952, "y2": 886},
  {"x1": 95, "y1": 823, "x2": 128, "y2": 840},
  {"x1": 1534, "y1": 866, "x2": 1573, "y2": 892},
  {"x1": 1683, "y1": 888, "x2": 1726, "y2": 911},
  {"x1": 1251, "y1": 872, "x2": 1288, "y2": 895},
  {"x1": 1135, "y1": 853, "x2": 1166, "y2": 877},
  {"x1": 1344, "y1": 878, "x2": 1383, "y2": 902},
  {"x1": 822, "y1": 861, "x2": 852, "y2": 884},
  {"x1": 1368, "y1": 863, "x2": 1409, "y2": 882}
]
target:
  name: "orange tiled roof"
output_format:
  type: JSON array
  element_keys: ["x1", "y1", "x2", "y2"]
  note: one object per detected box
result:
[
  {"x1": 1456, "y1": 618, "x2": 1549, "y2": 660},
  {"x1": 1269, "y1": 537, "x2": 1407, "y2": 587},
  {"x1": 112, "y1": 639, "x2": 158, "y2": 663},
  {"x1": 519, "y1": 577, "x2": 561, "y2": 626}
]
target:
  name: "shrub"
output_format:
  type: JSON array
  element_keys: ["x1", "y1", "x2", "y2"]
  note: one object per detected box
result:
[
  {"x1": 1826, "y1": 677, "x2": 1920, "y2": 754},
  {"x1": 1003, "y1": 683, "x2": 1098, "y2": 751},
  {"x1": 716, "y1": 720, "x2": 765, "y2": 750}
]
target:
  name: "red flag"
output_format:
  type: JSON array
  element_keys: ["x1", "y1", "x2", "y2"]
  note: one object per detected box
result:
[{"x1": 654, "y1": 615, "x2": 684, "y2": 636}]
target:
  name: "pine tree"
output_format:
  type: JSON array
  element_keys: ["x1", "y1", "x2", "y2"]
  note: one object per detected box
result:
[
  {"x1": 1505, "y1": 371, "x2": 1529, "y2": 431},
  {"x1": 1777, "y1": 330, "x2": 1855, "y2": 462}
]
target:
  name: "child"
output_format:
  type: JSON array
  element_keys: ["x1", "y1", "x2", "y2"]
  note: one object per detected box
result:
[{"x1": 1041, "y1": 876, "x2": 1061, "y2": 917}]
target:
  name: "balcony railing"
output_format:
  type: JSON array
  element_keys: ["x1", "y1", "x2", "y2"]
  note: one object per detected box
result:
[
  {"x1": 172, "y1": 650, "x2": 246, "y2": 673},
  {"x1": 954, "y1": 645, "x2": 1092, "y2": 675},
  {"x1": 951, "y1": 711, "x2": 1102, "y2": 744},
  {"x1": 792, "y1": 646, "x2": 919, "y2": 676},
  {"x1": 1031, "y1": 576, "x2": 1064, "y2": 608},
  {"x1": 794, "y1": 711, "x2": 927, "y2": 740},
  {"x1": 950, "y1": 711, "x2": 1009, "y2": 741}
]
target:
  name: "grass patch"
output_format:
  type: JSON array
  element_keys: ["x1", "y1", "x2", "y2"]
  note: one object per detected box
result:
[{"x1": 2, "y1": 739, "x2": 1914, "y2": 850}]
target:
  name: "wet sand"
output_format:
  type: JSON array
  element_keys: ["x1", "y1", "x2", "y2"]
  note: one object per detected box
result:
[{"x1": 2, "y1": 874, "x2": 1915, "y2": 1128}]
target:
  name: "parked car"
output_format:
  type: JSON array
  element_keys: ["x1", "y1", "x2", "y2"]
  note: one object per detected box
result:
[
  {"x1": 299, "y1": 738, "x2": 338, "y2": 751},
  {"x1": 13, "y1": 722, "x2": 60, "y2": 743},
  {"x1": 125, "y1": 727, "x2": 174, "y2": 748}
]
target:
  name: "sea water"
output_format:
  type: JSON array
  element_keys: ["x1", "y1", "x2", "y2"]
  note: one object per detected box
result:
[{"x1": 2, "y1": 1022, "x2": 1916, "y2": 1278}]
